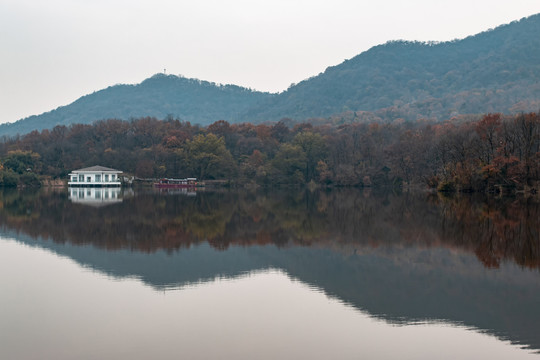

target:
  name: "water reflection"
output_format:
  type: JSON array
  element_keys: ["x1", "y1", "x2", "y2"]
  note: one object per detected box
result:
[
  {"x1": 2, "y1": 240, "x2": 536, "y2": 360},
  {"x1": 0, "y1": 188, "x2": 539, "y2": 354},
  {"x1": 2, "y1": 188, "x2": 537, "y2": 268},
  {"x1": 154, "y1": 187, "x2": 199, "y2": 196},
  {"x1": 69, "y1": 187, "x2": 122, "y2": 206}
]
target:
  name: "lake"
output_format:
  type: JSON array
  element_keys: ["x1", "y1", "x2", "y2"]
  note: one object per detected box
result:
[{"x1": 0, "y1": 187, "x2": 539, "y2": 359}]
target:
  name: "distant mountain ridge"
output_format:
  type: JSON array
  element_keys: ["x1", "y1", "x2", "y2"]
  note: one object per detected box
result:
[
  {"x1": 2, "y1": 13, "x2": 540, "y2": 136},
  {"x1": 241, "y1": 13, "x2": 540, "y2": 122},
  {"x1": 0, "y1": 75, "x2": 273, "y2": 136}
]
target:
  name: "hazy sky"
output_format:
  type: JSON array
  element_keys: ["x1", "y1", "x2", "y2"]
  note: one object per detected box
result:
[{"x1": 1, "y1": 0, "x2": 539, "y2": 124}]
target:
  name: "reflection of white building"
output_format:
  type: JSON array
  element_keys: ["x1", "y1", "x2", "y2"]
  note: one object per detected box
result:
[
  {"x1": 69, "y1": 187, "x2": 122, "y2": 206},
  {"x1": 68, "y1": 166, "x2": 122, "y2": 187}
]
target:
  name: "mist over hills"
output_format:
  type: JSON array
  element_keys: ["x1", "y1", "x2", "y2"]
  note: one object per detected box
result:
[{"x1": 2, "y1": 13, "x2": 540, "y2": 137}]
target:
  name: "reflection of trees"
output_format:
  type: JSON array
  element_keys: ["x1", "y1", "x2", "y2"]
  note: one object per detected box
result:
[
  {"x1": 0, "y1": 189, "x2": 235, "y2": 253},
  {"x1": 435, "y1": 195, "x2": 540, "y2": 269},
  {"x1": 0, "y1": 188, "x2": 538, "y2": 269}
]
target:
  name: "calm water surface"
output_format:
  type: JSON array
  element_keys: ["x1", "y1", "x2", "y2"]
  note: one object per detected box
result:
[{"x1": 0, "y1": 188, "x2": 539, "y2": 359}]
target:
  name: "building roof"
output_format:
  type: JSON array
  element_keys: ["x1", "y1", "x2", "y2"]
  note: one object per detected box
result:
[{"x1": 71, "y1": 165, "x2": 122, "y2": 173}]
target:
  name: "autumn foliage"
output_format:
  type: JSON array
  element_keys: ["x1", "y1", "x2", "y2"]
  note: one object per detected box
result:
[{"x1": 0, "y1": 113, "x2": 538, "y2": 192}]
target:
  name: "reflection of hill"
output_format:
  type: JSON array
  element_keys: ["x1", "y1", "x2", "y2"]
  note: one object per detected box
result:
[
  {"x1": 5, "y1": 230, "x2": 540, "y2": 353},
  {"x1": 1, "y1": 189, "x2": 539, "y2": 351}
]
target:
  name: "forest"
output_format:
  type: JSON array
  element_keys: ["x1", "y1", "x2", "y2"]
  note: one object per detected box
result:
[{"x1": 0, "y1": 112, "x2": 538, "y2": 194}]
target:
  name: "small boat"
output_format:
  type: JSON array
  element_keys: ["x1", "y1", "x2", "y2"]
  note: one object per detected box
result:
[{"x1": 154, "y1": 177, "x2": 201, "y2": 188}]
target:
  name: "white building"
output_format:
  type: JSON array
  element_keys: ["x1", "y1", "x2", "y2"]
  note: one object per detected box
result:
[{"x1": 68, "y1": 166, "x2": 122, "y2": 187}]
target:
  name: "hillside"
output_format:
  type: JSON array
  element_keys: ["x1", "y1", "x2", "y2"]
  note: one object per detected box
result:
[
  {"x1": 241, "y1": 13, "x2": 540, "y2": 122},
  {"x1": 0, "y1": 74, "x2": 272, "y2": 136},
  {"x1": 1, "y1": 13, "x2": 540, "y2": 137}
]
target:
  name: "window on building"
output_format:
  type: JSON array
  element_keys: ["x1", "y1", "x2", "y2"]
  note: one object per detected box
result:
[
  {"x1": 105, "y1": 174, "x2": 109, "y2": 182},
  {"x1": 111, "y1": 175, "x2": 116, "y2": 181},
  {"x1": 72, "y1": 176, "x2": 77, "y2": 182},
  {"x1": 79, "y1": 174, "x2": 84, "y2": 182},
  {"x1": 87, "y1": 176, "x2": 91, "y2": 182},
  {"x1": 96, "y1": 175, "x2": 101, "y2": 182}
]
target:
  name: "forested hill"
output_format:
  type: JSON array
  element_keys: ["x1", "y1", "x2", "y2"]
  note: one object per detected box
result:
[
  {"x1": 0, "y1": 74, "x2": 272, "y2": 136},
  {"x1": 241, "y1": 13, "x2": 540, "y2": 122},
  {"x1": 2, "y1": 14, "x2": 540, "y2": 137}
]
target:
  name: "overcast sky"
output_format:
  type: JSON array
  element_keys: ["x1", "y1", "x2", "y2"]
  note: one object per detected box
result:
[{"x1": 1, "y1": 0, "x2": 539, "y2": 124}]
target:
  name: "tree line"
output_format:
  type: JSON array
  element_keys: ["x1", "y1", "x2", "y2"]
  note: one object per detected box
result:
[{"x1": 0, "y1": 112, "x2": 538, "y2": 193}]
